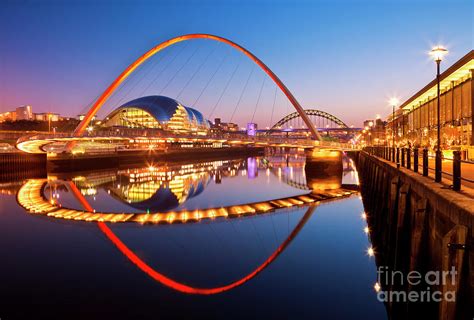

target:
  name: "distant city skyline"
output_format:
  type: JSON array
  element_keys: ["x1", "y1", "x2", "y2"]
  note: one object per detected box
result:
[{"x1": 1, "y1": 0, "x2": 472, "y2": 127}]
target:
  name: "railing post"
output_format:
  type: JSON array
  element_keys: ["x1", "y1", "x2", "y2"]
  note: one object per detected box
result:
[
  {"x1": 422, "y1": 148, "x2": 428, "y2": 176},
  {"x1": 406, "y1": 147, "x2": 411, "y2": 170},
  {"x1": 435, "y1": 150, "x2": 442, "y2": 183},
  {"x1": 392, "y1": 147, "x2": 395, "y2": 162},
  {"x1": 401, "y1": 148, "x2": 405, "y2": 167},
  {"x1": 453, "y1": 151, "x2": 461, "y2": 191},
  {"x1": 396, "y1": 148, "x2": 400, "y2": 166},
  {"x1": 413, "y1": 148, "x2": 419, "y2": 173}
]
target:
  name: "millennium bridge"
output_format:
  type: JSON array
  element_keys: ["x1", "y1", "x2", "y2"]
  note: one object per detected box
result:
[{"x1": 14, "y1": 34, "x2": 357, "y2": 157}]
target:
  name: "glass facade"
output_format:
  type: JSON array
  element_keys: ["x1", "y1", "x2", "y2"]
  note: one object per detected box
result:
[
  {"x1": 388, "y1": 52, "x2": 474, "y2": 152},
  {"x1": 102, "y1": 96, "x2": 209, "y2": 135},
  {"x1": 404, "y1": 77, "x2": 472, "y2": 148}
]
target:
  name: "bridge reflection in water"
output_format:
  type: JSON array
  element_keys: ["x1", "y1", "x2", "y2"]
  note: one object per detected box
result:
[{"x1": 15, "y1": 151, "x2": 361, "y2": 295}]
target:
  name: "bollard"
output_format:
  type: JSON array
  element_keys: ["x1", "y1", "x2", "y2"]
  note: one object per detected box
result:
[
  {"x1": 406, "y1": 147, "x2": 411, "y2": 170},
  {"x1": 413, "y1": 148, "x2": 419, "y2": 173},
  {"x1": 401, "y1": 148, "x2": 405, "y2": 167},
  {"x1": 453, "y1": 151, "x2": 461, "y2": 191},
  {"x1": 422, "y1": 149, "x2": 428, "y2": 176},
  {"x1": 435, "y1": 150, "x2": 442, "y2": 183}
]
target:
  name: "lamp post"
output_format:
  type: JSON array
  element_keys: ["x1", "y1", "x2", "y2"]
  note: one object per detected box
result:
[
  {"x1": 389, "y1": 98, "x2": 399, "y2": 148},
  {"x1": 48, "y1": 113, "x2": 52, "y2": 133},
  {"x1": 369, "y1": 121, "x2": 374, "y2": 146},
  {"x1": 430, "y1": 46, "x2": 448, "y2": 182}
]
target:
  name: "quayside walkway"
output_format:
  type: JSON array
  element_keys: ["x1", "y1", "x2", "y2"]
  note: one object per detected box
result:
[{"x1": 350, "y1": 149, "x2": 473, "y2": 320}]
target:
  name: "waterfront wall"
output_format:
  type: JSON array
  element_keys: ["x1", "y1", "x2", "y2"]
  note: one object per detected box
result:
[
  {"x1": 349, "y1": 150, "x2": 473, "y2": 320},
  {"x1": 48, "y1": 146, "x2": 264, "y2": 171},
  {"x1": 0, "y1": 152, "x2": 47, "y2": 181}
]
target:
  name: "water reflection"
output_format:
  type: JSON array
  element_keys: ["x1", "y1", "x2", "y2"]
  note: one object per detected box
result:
[
  {"x1": 15, "y1": 154, "x2": 362, "y2": 295},
  {"x1": 0, "y1": 151, "x2": 387, "y2": 319},
  {"x1": 98, "y1": 205, "x2": 317, "y2": 294},
  {"x1": 18, "y1": 154, "x2": 359, "y2": 225}
]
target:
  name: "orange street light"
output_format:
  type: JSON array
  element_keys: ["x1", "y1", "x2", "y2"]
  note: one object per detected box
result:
[{"x1": 430, "y1": 45, "x2": 448, "y2": 182}]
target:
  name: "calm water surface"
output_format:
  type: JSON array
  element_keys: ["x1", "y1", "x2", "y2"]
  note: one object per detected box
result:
[{"x1": 0, "y1": 153, "x2": 387, "y2": 319}]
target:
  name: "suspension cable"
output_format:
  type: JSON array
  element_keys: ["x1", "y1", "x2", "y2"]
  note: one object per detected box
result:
[
  {"x1": 110, "y1": 48, "x2": 168, "y2": 110},
  {"x1": 159, "y1": 44, "x2": 201, "y2": 95},
  {"x1": 191, "y1": 47, "x2": 229, "y2": 111},
  {"x1": 207, "y1": 59, "x2": 241, "y2": 120},
  {"x1": 249, "y1": 216, "x2": 268, "y2": 258},
  {"x1": 229, "y1": 65, "x2": 255, "y2": 123},
  {"x1": 270, "y1": 213, "x2": 279, "y2": 247},
  {"x1": 269, "y1": 85, "x2": 277, "y2": 129},
  {"x1": 176, "y1": 44, "x2": 217, "y2": 100},
  {"x1": 250, "y1": 76, "x2": 266, "y2": 123},
  {"x1": 139, "y1": 42, "x2": 188, "y2": 96}
]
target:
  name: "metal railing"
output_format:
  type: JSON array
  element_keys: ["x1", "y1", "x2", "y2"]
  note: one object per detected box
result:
[
  {"x1": 363, "y1": 146, "x2": 474, "y2": 192},
  {"x1": 16, "y1": 128, "x2": 357, "y2": 150}
]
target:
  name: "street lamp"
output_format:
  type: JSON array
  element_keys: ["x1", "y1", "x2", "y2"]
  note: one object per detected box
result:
[
  {"x1": 48, "y1": 113, "x2": 52, "y2": 133},
  {"x1": 429, "y1": 46, "x2": 448, "y2": 182},
  {"x1": 389, "y1": 97, "x2": 399, "y2": 148}
]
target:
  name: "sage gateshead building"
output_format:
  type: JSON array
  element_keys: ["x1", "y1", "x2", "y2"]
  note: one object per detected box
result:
[
  {"x1": 102, "y1": 95, "x2": 210, "y2": 135},
  {"x1": 388, "y1": 50, "x2": 474, "y2": 158}
]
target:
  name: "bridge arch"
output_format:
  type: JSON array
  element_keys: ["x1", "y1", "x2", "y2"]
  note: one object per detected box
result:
[
  {"x1": 97, "y1": 207, "x2": 314, "y2": 295},
  {"x1": 73, "y1": 34, "x2": 321, "y2": 141},
  {"x1": 270, "y1": 109, "x2": 349, "y2": 131},
  {"x1": 62, "y1": 180, "x2": 316, "y2": 295}
]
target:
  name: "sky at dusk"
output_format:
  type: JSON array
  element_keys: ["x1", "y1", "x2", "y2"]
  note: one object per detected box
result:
[{"x1": 1, "y1": 0, "x2": 472, "y2": 127}]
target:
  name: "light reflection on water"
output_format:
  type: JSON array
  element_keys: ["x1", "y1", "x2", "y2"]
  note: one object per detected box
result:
[
  {"x1": 48, "y1": 156, "x2": 312, "y2": 213},
  {"x1": 0, "y1": 153, "x2": 386, "y2": 319}
]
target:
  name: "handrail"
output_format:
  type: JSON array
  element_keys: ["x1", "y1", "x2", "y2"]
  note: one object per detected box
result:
[
  {"x1": 16, "y1": 129, "x2": 356, "y2": 150},
  {"x1": 363, "y1": 146, "x2": 470, "y2": 191}
]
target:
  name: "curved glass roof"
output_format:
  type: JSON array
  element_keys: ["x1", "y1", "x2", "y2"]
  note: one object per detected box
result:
[
  {"x1": 120, "y1": 179, "x2": 209, "y2": 212},
  {"x1": 107, "y1": 95, "x2": 208, "y2": 126}
]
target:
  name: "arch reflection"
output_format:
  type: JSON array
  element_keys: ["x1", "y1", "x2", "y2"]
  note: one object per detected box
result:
[{"x1": 16, "y1": 155, "x2": 359, "y2": 294}]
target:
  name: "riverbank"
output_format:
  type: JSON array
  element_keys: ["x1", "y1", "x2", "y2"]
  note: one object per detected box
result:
[{"x1": 349, "y1": 150, "x2": 473, "y2": 320}]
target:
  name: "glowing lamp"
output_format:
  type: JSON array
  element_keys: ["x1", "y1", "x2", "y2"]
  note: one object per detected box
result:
[
  {"x1": 367, "y1": 247, "x2": 374, "y2": 257},
  {"x1": 389, "y1": 97, "x2": 399, "y2": 107},
  {"x1": 429, "y1": 46, "x2": 448, "y2": 62},
  {"x1": 374, "y1": 282, "x2": 381, "y2": 292}
]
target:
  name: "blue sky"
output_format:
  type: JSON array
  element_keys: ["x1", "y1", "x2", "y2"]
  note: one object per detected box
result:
[{"x1": 1, "y1": 0, "x2": 472, "y2": 127}]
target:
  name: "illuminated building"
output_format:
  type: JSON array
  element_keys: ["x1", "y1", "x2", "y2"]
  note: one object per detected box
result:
[
  {"x1": 211, "y1": 117, "x2": 239, "y2": 132},
  {"x1": 34, "y1": 113, "x2": 60, "y2": 121},
  {"x1": 361, "y1": 118, "x2": 387, "y2": 146},
  {"x1": 0, "y1": 111, "x2": 16, "y2": 122},
  {"x1": 102, "y1": 95, "x2": 209, "y2": 135},
  {"x1": 78, "y1": 114, "x2": 96, "y2": 121},
  {"x1": 247, "y1": 123, "x2": 257, "y2": 136},
  {"x1": 16, "y1": 105, "x2": 33, "y2": 120},
  {"x1": 0, "y1": 105, "x2": 33, "y2": 122},
  {"x1": 0, "y1": 106, "x2": 62, "y2": 123},
  {"x1": 388, "y1": 50, "x2": 474, "y2": 156}
]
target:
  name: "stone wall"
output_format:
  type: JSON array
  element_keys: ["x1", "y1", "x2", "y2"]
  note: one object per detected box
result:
[{"x1": 349, "y1": 150, "x2": 473, "y2": 320}]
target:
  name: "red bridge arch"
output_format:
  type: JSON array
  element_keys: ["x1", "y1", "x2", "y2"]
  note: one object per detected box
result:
[
  {"x1": 67, "y1": 181, "x2": 315, "y2": 294},
  {"x1": 73, "y1": 34, "x2": 321, "y2": 141}
]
